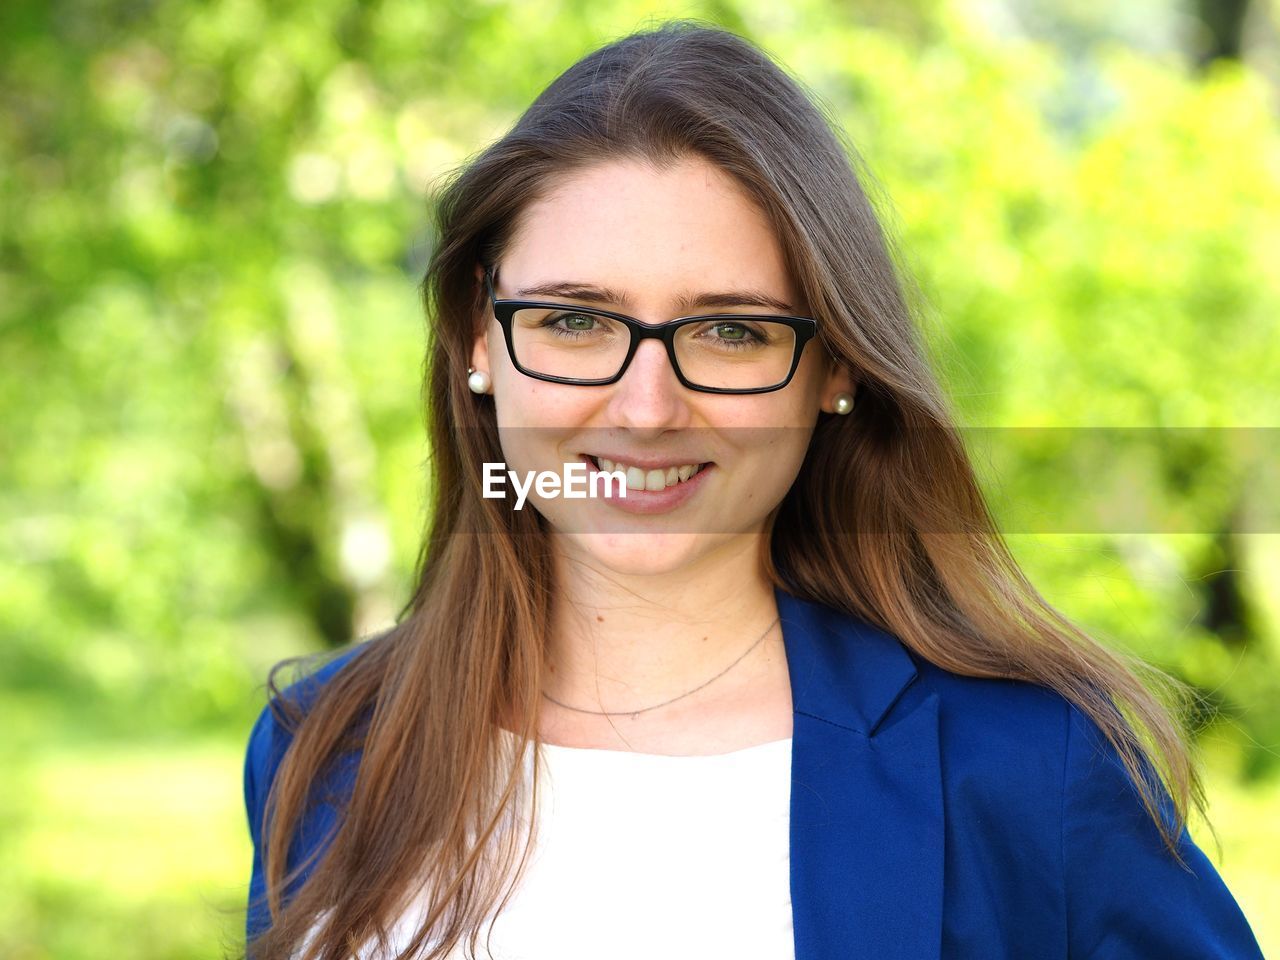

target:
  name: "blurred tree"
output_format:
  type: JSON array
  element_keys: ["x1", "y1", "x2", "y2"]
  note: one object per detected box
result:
[
  {"x1": 2, "y1": 0, "x2": 1277, "y2": 752},
  {"x1": 1194, "y1": 0, "x2": 1252, "y2": 64}
]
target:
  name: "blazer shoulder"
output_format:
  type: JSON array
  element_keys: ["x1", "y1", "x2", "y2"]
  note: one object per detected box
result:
[
  {"x1": 243, "y1": 641, "x2": 374, "y2": 817},
  {"x1": 904, "y1": 658, "x2": 1183, "y2": 850},
  {"x1": 243, "y1": 641, "x2": 375, "y2": 942},
  {"x1": 903, "y1": 659, "x2": 1264, "y2": 956},
  {"x1": 911, "y1": 656, "x2": 1072, "y2": 752},
  {"x1": 908, "y1": 659, "x2": 1165, "y2": 796}
]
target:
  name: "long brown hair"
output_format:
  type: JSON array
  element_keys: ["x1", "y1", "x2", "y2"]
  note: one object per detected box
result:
[{"x1": 248, "y1": 20, "x2": 1210, "y2": 960}]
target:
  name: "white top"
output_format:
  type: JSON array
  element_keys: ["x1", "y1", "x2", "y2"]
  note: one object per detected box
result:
[{"x1": 314, "y1": 731, "x2": 796, "y2": 959}]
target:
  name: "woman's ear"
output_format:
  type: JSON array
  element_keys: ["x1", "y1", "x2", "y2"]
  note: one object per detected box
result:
[{"x1": 470, "y1": 330, "x2": 490, "y2": 375}]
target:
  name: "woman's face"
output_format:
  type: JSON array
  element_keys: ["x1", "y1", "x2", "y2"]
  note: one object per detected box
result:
[{"x1": 471, "y1": 155, "x2": 854, "y2": 576}]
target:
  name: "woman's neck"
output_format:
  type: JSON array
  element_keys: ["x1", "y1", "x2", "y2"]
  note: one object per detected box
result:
[{"x1": 535, "y1": 533, "x2": 792, "y2": 753}]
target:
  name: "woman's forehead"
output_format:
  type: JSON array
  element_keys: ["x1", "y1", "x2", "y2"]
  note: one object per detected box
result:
[{"x1": 501, "y1": 156, "x2": 795, "y2": 307}]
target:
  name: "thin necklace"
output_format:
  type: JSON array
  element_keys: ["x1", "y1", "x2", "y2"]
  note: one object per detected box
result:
[{"x1": 540, "y1": 615, "x2": 781, "y2": 719}]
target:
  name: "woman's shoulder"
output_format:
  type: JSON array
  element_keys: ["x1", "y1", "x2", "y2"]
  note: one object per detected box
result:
[
  {"x1": 900, "y1": 657, "x2": 1262, "y2": 955},
  {"x1": 854, "y1": 634, "x2": 1262, "y2": 954},
  {"x1": 913, "y1": 656, "x2": 1074, "y2": 752},
  {"x1": 243, "y1": 639, "x2": 376, "y2": 803},
  {"x1": 908, "y1": 654, "x2": 1137, "y2": 797},
  {"x1": 900, "y1": 652, "x2": 1189, "y2": 855}
]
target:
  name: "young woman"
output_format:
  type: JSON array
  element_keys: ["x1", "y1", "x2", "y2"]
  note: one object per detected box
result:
[{"x1": 243, "y1": 21, "x2": 1264, "y2": 960}]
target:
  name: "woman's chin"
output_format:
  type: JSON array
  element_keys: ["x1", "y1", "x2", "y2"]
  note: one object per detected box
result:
[{"x1": 556, "y1": 530, "x2": 719, "y2": 577}]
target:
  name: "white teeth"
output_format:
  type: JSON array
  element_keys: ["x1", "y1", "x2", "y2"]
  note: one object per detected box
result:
[{"x1": 590, "y1": 456, "x2": 705, "y2": 492}]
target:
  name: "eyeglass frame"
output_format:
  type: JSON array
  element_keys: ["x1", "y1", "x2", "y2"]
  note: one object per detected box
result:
[{"x1": 483, "y1": 266, "x2": 819, "y2": 395}]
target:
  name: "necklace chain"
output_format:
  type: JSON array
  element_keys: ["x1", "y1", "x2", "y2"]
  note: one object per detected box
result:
[{"x1": 540, "y1": 615, "x2": 781, "y2": 718}]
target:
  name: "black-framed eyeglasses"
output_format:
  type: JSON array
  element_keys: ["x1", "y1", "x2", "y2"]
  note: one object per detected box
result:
[{"x1": 483, "y1": 266, "x2": 818, "y2": 395}]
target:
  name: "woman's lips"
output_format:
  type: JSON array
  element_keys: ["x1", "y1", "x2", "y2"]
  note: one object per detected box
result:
[{"x1": 579, "y1": 455, "x2": 713, "y2": 515}]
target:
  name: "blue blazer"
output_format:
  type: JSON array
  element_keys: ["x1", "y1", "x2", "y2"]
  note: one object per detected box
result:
[{"x1": 245, "y1": 586, "x2": 1265, "y2": 958}]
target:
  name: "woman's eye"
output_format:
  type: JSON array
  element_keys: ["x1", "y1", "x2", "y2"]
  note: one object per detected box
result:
[
  {"x1": 713, "y1": 322, "x2": 749, "y2": 340},
  {"x1": 704, "y1": 321, "x2": 766, "y2": 344},
  {"x1": 539, "y1": 312, "x2": 598, "y2": 331}
]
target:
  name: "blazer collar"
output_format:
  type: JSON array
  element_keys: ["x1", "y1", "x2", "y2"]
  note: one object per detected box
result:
[
  {"x1": 774, "y1": 584, "x2": 920, "y2": 735},
  {"x1": 775, "y1": 584, "x2": 945, "y2": 960}
]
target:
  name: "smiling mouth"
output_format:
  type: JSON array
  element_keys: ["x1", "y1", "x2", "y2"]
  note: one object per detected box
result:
[{"x1": 585, "y1": 455, "x2": 713, "y2": 492}]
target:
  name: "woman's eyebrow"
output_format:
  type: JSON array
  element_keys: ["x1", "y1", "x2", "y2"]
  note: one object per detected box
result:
[
  {"x1": 686, "y1": 290, "x2": 796, "y2": 313},
  {"x1": 515, "y1": 281, "x2": 628, "y2": 304},
  {"x1": 513, "y1": 281, "x2": 796, "y2": 314}
]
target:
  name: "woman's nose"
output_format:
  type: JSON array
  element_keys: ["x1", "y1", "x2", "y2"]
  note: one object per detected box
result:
[{"x1": 605, "y1": 338, "x2": 692, "y2": 431}]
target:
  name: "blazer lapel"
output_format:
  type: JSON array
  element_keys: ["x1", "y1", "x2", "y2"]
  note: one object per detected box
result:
[{"x1": 776, "y1": 586, "x2": 944, "y2": 960}]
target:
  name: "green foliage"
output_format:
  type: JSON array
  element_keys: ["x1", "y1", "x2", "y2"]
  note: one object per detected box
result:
[{"x1": 2, "y1": 0, "x2": 1276, "y2": 956}]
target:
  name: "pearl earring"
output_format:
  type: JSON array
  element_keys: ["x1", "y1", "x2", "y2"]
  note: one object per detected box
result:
[
  {"x1": 467, "y1": 367, "x2": 491, "y2": 395},
  {"x1": 832, "y1": 392, "x2": 854, "y2": 415}
]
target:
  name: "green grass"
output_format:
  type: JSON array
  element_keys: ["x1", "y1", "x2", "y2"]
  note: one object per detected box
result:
[{"x1": 2, "y1": 741, "x2": 249, "y2": 960}]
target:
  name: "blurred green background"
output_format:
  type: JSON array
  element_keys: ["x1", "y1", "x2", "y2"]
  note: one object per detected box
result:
[{"x1": 3, "y1": 0, "x2": 1278, "y2": 956}]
